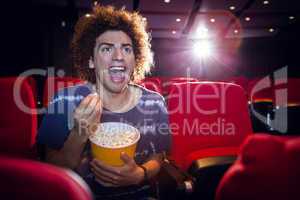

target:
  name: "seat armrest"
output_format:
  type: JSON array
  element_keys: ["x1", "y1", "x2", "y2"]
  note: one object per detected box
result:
[{"x1": 156, "y1": 158, "x2": 195, "y2": 200}]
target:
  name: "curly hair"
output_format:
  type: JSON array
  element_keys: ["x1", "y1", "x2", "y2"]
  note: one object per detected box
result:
[{"x1": 71, "y1": 5, "x2": 153, "y2": 84}]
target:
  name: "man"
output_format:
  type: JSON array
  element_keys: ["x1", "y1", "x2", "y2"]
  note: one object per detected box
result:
[{"x1": 37, "y1": 5, "x2": 171, "y2": 199}]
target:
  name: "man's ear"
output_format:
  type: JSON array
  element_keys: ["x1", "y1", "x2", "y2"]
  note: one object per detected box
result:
[{"x1": 89, "y1": 58, "x2": 95, "y2": 69}]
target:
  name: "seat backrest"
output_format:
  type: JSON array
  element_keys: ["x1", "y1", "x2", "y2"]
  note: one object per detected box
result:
[
  {"x1": 25, "y1": 76, "x2": 38, "y2": 102},
  {"x1": 162, "y1": 76, "x2": 198, "y2": 96},
  {"x1": 247, "y1": 77, "x2": 274, "y2": 103},
  {"x1": 222, "y1": 76, "x2": 248, "y2": 91},
  {"x1": 43, "y1": 77, "x2": 84, "y2": 107},
  {"x1": 0, "y1": 77, "x2": 37, "y2": 157},
  {"x1": 216, "y1": 134, "x2": 300, "y2": 200},
  {"x1": 0, "y1": 156, "x2": 93, "y2": 200},
  {"x1": 139, "y1": 77, "x2": 162, "y2": 94},
  {"x1": 167, "y1": 82, "x2": 252, "y2": 168},
  {"x1": 286, "y1": 78, "x2": 300, "y2": 105},
  {"x1": 274, "y1": 78, "x2": 300, "y2": 106}
]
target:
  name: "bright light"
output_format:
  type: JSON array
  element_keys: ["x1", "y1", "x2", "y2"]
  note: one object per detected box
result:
[
  {"x1": 269, "y1": 28, "x2": 274, "y2": 32},
  {"x1": 245, "y1": 17, "x2": 251, "y2": 21},
  {"x1": 196, "y1": 26, "x2": 209, "y2": 38},
  {"x1": 164, "y1": 0, "x2": 171, "y2": 3},
  {"x1": 289, "y1": 16, "x2": 295, "y2": 20},
  {"x1": 263, "y1": 0, "x2": 269, "y2": 5},
  {"x1": 193, "y1": 40, "x2": 214, "y2": 59},
  {"x1": 142, "y1": 17, "x2": 147, "y2": 21},
  {"x1": 210, "y1": 18, "x2": 215, "y2": 23},
  {"x1": 172, "y1": 30, "x2": 176, "y2": 34},
  {"x1": 176, "y1": 18, "x2": 181, "y2": 22},
  {"x1": 85, "y1": 14, "x2": 91, "y2": 18},
  {"x1": 234, "y1": 29, "x2": 239, "y2": 34},
  {"x1": 229, "y1": 6, "x2": 235, "y2": 10}
]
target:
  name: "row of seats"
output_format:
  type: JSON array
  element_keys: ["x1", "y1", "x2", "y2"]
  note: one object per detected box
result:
[
  {"x1": 40, "y1": 76, "x2": 300, "y2": 135},
  {"x1": 141, "y1": 76, "x2": 300, "y2": 105},
  {"x1": 8, "y1": 75, "x2": 300, "y2": 108},
  {"x1": 3, "y1": 75, "x2": 300, "y2": 107},
  {"x1": 0, "y1": 76, "x2": 299, "y2": 200}
]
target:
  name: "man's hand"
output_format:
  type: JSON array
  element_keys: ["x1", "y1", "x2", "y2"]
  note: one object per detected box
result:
[
  {"x1": 90, "y1": 152, "x2": 145, "y2": 187},
  {"x1": 45, "y1": 93, "x2": 102, "y2": 169},
  {"x1": 73, "y1": 93, "x2": 102, "y2": 141}
]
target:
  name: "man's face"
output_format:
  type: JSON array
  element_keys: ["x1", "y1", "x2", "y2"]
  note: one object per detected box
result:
[{"x1": 91, "y1": 30, "x2": 136, "y2": 94}]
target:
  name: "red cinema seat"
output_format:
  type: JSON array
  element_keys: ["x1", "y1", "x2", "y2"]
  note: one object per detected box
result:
[
  {"x1": 0, "y1": 156, "x2": 93, "y2": 200},
  {"x1": 43, "y1": 77, "x2": 84, "y2": 107},
  {"x1": 271, "y1": 78, "x2": 300, "y2": 134},
  {"x1": 0, "y1": 77, "x2": 37, "y2": 158},
  {"x1": 247, "y1": 77, "x2": 275, "y2": 132},
  {"x1": 216, "y1": 134, "x2": 300, "y2": 200},
  {"x1": 162, "y1": 76, "x2": 198, "y2": 96},
  {"x1": 274, "y1": 78, "x2": 300, "y2": 107},
  {"x1": 286, "y1": 78, "x2": 300, "y2": 105},
  {"x1": 166, "y1": 82, "x2": 253, "y2": 199},
  {"x1": 168, "y1": 82, "x2": 252, "y2": 170},
  {"x1": 222, "y1": 76, "x2": 248, "y2": 91},
  {"x1": 247, "y1": 77, "x2": 274, "y2": 103},
  {"x1": 26, "y1": 76, "x2": 38, "y2": 103},
  {"x1": 139, "y1": 77, "x2": 162, "y2": 94}
]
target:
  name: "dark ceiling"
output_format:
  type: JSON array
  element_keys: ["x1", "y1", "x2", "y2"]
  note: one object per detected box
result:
[
  {"x1": 0, "y1": 0, "x2": 299, "y2": 78},
  {"x1": 28, "y1": 0, "x2": 300, "y2": 39}
]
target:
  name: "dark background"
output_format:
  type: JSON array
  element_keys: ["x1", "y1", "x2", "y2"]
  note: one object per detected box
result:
[{"x1": 0, "y1": 0, "x2": 299, "y2": 79}]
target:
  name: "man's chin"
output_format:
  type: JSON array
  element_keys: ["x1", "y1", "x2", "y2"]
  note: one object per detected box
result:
[{"x1": 105, "y1": 83, "x2": 128, "y2": 94}]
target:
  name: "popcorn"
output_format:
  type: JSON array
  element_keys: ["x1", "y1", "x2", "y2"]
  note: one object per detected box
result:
[{"x1": 89, "y1": 123, "x2": 139, "y2": 148}]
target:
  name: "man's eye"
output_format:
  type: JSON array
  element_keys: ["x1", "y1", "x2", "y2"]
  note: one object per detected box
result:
[
  {"x1": 123, "y1": 46, "x2": 133, "y2": 54},
  {"x1": 101, "y1": 47, "x2": 112, "y2": 53}
]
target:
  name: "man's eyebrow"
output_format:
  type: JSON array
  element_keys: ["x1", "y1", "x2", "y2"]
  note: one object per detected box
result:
[
  {"x1": 97, "y1": 42, "x2": 114, "y2": 47},
  {"x1": 97, "y1": 43, "x2": 133, "y2": 47},
  {"x1": 96, "y1": 43, "x2": 113, "y2": 52},
  {"x1": 96, "y1": 43, "x2": 133, "y2": 51},
  {"x1": 122, "y1": 43, "x2": 133, "y2": 47}
]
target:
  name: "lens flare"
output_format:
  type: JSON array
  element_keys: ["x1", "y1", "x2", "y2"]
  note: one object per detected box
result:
[{"x1": 193, "y1": 40, "x2": 214, "y2": 59}]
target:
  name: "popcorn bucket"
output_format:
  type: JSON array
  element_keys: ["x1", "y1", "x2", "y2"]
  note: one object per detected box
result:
[{"x1": 89, "y1": 122, "x2": 140, "y2": 166}]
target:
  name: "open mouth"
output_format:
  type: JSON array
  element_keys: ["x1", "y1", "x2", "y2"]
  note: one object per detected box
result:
[
  {"x1": 108, "y1": 66, "x2": 127, "y2": 83},
  {"x1": 109, "y1": 66, "x2": 126, "y2": 73}
]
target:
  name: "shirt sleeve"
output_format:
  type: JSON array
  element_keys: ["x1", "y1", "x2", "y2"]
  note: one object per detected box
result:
[
  {"x1": 155, "y1": 97, "x2": 172, "y2": 154},
  {"x1": 37, "y1": 85, "x2": 91, "y2": 150},
  {"x1": 37, "y1": 90, "x2": 73, "y2": 149}
]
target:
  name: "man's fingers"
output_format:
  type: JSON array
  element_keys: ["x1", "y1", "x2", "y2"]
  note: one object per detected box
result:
[
  {"x1": 120, "y1": 152, "x2": 134, "y2": 165},
  {"x1": 87, "y1": 100, "x2": 102, "y2": 125},
  {"x1": 91, "y1": 159, "x2": 122, "y2": 177},
  {"x1": 95, "y1": 178, "x2": 117, "y2": 187},
  {"x1": 88, "y1": 123, "x2": 98, "y2": 136},
  {"x1": 91, "y1": 167, "x2": 119, "y2": 185},
  {"x1": 82, "y1": 94, "x2": 100, "y2": 118},
  {"x1": 75, "y1": 94, "x2": 93, "y2": 114}
]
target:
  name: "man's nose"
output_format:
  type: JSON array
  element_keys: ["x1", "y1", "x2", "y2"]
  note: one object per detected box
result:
[{"x1": 112, "y1": 47, "x2": 124, "y2": 60}]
